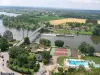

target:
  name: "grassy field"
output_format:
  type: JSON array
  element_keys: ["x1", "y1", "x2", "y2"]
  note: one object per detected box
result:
[
  {"x1": 83, "y1": 56, "x2": 100, "y2": 64},
  {"x1": 50, "y1": 18, "x2": 100, "y2": 25},
  {"x1": 9, "y1": 40, "x2": 20, "y2": 44},
  {"x1": 50, "y1": 18, "x2": 86, "y2": 25},
  {"x1": 36, "y1": 15, "x2": 61, "y2": 22},
  {"x1": 54, "y1": 29, "x2": 92, "y2": 35},
  {"x1": 57, "y1": 56, "x2": 100, "y2": 66}
]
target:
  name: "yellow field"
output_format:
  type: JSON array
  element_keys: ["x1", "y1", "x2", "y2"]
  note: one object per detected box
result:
[
  {"x1": 98, "y1": 20, "x2": 100, "y2": 24},
  {"x1": 50, "y1": 18, "x2": 86, "y2": 25}
]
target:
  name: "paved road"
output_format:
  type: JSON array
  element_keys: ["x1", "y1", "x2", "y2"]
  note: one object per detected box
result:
[{"x1": 0, "y1": 52, "x2": 21, "y2": 75}]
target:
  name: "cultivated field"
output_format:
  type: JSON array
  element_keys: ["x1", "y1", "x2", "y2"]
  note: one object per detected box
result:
[
  {"x1": 50, "y1": 18, "x2": 86, "y2": 25},
  {"x1": 98, "y1": 20, "x2": 100, "y2": 24}
]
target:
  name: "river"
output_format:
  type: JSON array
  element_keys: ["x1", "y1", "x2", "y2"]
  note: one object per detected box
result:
[
  {"x1": 0, "y1": 12, "x2": 33, "y2": 40},
  {"x1": 0, "y1": 12, "x2": 100, "y2": 52}
]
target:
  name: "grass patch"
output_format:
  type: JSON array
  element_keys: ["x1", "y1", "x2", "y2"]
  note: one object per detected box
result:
[
  {"x1": 57, "y1": 56, "x2": 77, "y2": 66},
  {"x1": 9, "y1": 40, "x2": 20, "y2": 44},
  {"x1": 35, "y1": 15, "x2": 61, "y2": 22},
  {"x1": 54, "y1": 29, "x2": 92, "y2": 35},
  {"x1": 79, "y1": 31, "x2": 92, "y2": 35},
  {"x1": 83, "y1": 56, "x2": 100, "y2": 64}
]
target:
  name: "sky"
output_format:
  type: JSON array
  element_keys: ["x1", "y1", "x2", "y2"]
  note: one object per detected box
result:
[{"x1": 0, "y1": 0, "x2": 100, "y2": 10}]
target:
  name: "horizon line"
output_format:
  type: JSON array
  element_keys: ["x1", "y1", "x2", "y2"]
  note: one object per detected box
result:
[{"x1": 0, "y1": 5, "x2": 100, "y2": 11}]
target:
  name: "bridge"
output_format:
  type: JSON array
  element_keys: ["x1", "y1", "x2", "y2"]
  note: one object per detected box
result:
[{"x1": 16, "y1": 25, "x2": 45, "y2": 46}]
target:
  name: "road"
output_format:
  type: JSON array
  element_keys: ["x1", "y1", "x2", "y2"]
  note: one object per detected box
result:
[{"x1": 0, "y1": 52, "x2": 21, "y2": 75}]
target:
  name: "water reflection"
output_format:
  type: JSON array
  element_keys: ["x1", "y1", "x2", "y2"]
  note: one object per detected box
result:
[{"x1": 91, "y1": 36, "x2": 100, "y2": 44}]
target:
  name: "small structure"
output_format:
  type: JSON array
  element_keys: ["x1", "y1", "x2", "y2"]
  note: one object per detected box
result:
[
  {"x1": 3, "y1": 30, "x2": 13, "y2": 41},
  {"x1": 35, "y1": 54, "x2": 42, "y2": 61}
]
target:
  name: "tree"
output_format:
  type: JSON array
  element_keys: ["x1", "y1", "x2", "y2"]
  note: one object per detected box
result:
[
  {"x1": 3, "y1": 30, "x2": 13, "y2": 41},
  {"x1": 8, "y1": 46, "x2": 39, "y2": 73},
  {"x1": 9, "y1": 46, "x2": 28, "y2": 58},
  {"x1": 55, "y1": 40, "x2": 64, "y2": 47},
  {"x1": 24, "y1": 37, "x2": 30, "y2": 45},
  {"x1": 43, "y1": 58, "x2": 48, "y2": 65},
  {"x1": 86, "y1": 19, "x2": 97, "y2": 24},
  {"x1": 87, "y1": 45, "x2": 95, "y2": 56},
  {"x1": 78, "y1": 42, "x2": 88, "y2": 54},
  {"x1": 93, "y1": 25, "x2": 100, "y2": 36},
  {"x1": 45, "y1": 22, "x2": 51, "y2": 27},
  {"x1": 39, "y1": 38, "x2": 51, "y2": 46},
  {"x1": 78, "y1": 42, "x2": 95, "y2": 56},
  {"x1": 58, "y1": 67, "x2": 63, "y2": 72},
  {"x1": 0, "y1": 37, "x2": 9, "y2": 51}
]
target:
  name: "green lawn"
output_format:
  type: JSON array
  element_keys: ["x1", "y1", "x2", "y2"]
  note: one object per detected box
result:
[
  {"x1": 79, "y1": 31, "x2": 92, "y2": 35},
  {"x1": 9, "y1": 40, "x2": 20, "y2": 44},
  {"x1": 54, "y1": 29, "x2": 92, "y2": 35},
  {"x1": 35, "y1": 15, "x2": 61, "y2": 22},
  {"x1": 83, "y1": 56, "x2": 100, "y2": 64},
  {"x1": 57, "y1": 56, "x2": 77, "y2": 66}
]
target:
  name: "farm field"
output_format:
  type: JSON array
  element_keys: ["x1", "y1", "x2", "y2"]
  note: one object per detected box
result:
[
  {"x1": 50, "y1": 18, "x2": 86, "y2": 25},
  {"x1": 50, "y1": 18, "x2": 100, "y2": 25},
  {"x1": 98, "y1": 20, "x2": 100, "y2": 24}
]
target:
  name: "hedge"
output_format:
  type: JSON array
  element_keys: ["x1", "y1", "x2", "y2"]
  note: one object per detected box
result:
[{"x1": 8, "y1": 63, "x2": 31, "y2": 74}]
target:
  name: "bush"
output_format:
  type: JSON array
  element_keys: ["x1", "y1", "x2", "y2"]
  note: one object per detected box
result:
[
  {"x1": 55, "y1": 40, "x2": 64, "y2": 47},
  {"x1": 8, "y1": 64, "x2": 31, "y2": 74},
  {"x1": 68, "y1": 68, "x2": 76, "y2": 72},
  {"x1": 24, "y1": 37, "x2": 30, "y2": 45},
  {"x1": 39, "y1": 38, "x2": 51, "y2": 46},
  {"x1": 0, "y1": 37, "x2": 9, "y2": 51},
  {"x1": 58, "y1": 67, "x2": 63, "y2": 72},
  {"x1": 43, "y1": 59, "x2": 49, "y2": 65},
  {"x1": 34, "y1": 66, "x2": 39, "y2": 72},
  {"x1": 9, "y1": 43, "x2": 13, "y2": 46},
  {"x1": 78, "y1": 42, "x2": 95, "y2": 55}
]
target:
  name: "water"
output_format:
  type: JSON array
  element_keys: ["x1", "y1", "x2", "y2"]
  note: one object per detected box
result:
[
  {"x1": 0, "y1": 12, "x2": 33, "y2": 40},
  {"x1": 68, "y1": 59, "x2": 88, "y2": 67},
  {"x1": 0, "y1": 12, "x2": 20, "y2": 17},
  {"x1": 37, "y1": 34, "x2": 100, "y2": 52}
]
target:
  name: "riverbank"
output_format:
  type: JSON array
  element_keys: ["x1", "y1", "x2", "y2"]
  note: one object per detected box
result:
[{"x1": 53, "y1": 29, "x2": 92, "y2": 35}]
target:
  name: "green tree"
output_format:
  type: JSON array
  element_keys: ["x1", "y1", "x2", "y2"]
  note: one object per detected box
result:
[
  {"x1": 58, "y1": 67, "x2": 63, "y2": 72},
  {"x1": 93, "y1": 25, "x2": 100, "y2": 36},
  {"x1": 24, "y1": 37, "x2": 30, "y2": 45},
  {"x1": 39, "y1": 38, "x2": 51, "y2": 46},
  {"x1": 78, "y1": 42, "x2": 88, "y2": 54},
  {"x1": 45, "y1": 22, "x2": 51, "y2": 27},
  {"x1": 78, "y1": 42, "x2": 95, "y2": 56},
  {"x1": 86, "y1": 19, "x2": 97, "y2": 24},
  {"x1": 87, "y1": 45, "x2": 95, "y2": 56},
  {"x1": 0, "y1": 37, "x2": 9, "y2": 51},
  {"x1": 43, "y1": 58, "x2": 48, "y2": 65},
  {"x1": 55, "y1": 40, "x2": 64, "y2": 47}
]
